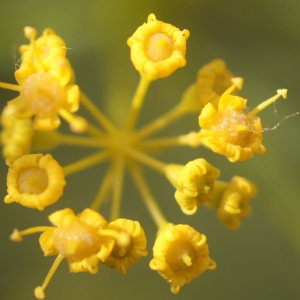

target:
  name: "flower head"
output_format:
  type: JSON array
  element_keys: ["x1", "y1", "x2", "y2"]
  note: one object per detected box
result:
[
  {"x1": 102, "y1": 218, "x2": 148, "y2": 274},
  {"x1": 127, "y1": 13, "x2": 190, "y2": 80},
  {"x1": 165, "y1": 159, "x2": 220, "y2": 215},
  {"x1": 11, "y1": 70, "x2": 84, "y2": 132},
  {"x1": 0, "y1": 26, "x2": 86, "y2": 133},
  {"x1": 40, "y1": 208, "x2": 114, "y2": 270},
  {"x1": 198, "y1": 78, "x2": 287, "y2": 162},
  {"x1": 196, "y1": 59, "x2": 233, "y2": 107},
  {"x1": 5, "y1": 153, "x2": 65, "y2": 210},
  {"x1": 216, "y1": 176, "x2": 257, "y2": 230},
  {"x1": 2, "y1": 13, "x2": 291, "y2": 299},
  {"x1": 149, "y1": 223, "x2": 216, "y2": 293},
  {"x1": 10, "y1": 208, "x2": 115, "y2": 299}
]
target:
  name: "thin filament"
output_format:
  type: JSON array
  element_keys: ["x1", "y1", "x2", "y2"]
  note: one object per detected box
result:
[
  {"x1": 128, "y1": 162, "x2": 168, "y2": 228},
  {"x1": 247, "y1": 89, "x2": 287, "y2": 117},
  {"x1": 63, "y1": 151, "x2": 108, "y2": 176},
  {"x1": 139, "y1": 135, "x2": 187, "y2": 150},
  {"x1": 90, "y1": 164, "x2": 114, "y2": 211},
  {"x1": 86, "y1": 123, "x2": 104, "y2": 138},
  {"x1": 80, "y1": 92, "x2": 117, "y2": 133},
  {"x1": 123, "y1": 74, "x2": 151, "y2": 132},
  {"x1": 133, "y1": 104, "x2": 184, "y2": 140},
  {"x1": 119, "y1": 144, "x2": 167, "y2": 174},
  {"x1": 110, "y1": 155, "x2": 125, "y2": 221},
  {"x1": 0, "y1": 81, "x2": 21, "y2": 92},
  {"x1": 34, "y1": 255, "x2": 64, "y2": 299},
  {"x1": 59, "y1": 134, "x2": 104, "y2": 148}
]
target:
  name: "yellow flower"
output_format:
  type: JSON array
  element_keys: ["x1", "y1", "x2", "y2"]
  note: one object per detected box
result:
[
  {"x1": 165, "y1": 159, "x2": 220, "y2": 215},
  {"x1": 198, "y1": 78, "x2": 287, "y2": 162},
  {"x1": 0, "y1": 103, "x2": 33, "y2": 159},
  {"x1": 10, "y1": 71, "x2": 83, "y2": 132},
  {"x1": 10, "y1": 208, "x2": 115, "y2": 299},
  {"x1": 0, "y1": 27, "x2": 86, "y2": 133},
  {"x1": 40, "y1": 208, "x2": 114, "y2": 270},
  {"x1": 215, "y1": 177, "x2": 257, "y2": 230},
  {"x1": 102, "y1": 218, "x2": 148, "y2": 274},
  {"x1": 4, "y1": 153, "x2": 65, "y2": 210},
  {"x1": 127, "y1": 13, "x2": 190, "y2": 80},
  {"x1": 149, "y1": 223, "x2": 216, "y2": 293},
  {"x1": 196, "y1": 59, "x2": 233, "y2": 108}
]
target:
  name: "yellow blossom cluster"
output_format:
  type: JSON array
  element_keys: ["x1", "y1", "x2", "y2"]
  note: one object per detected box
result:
[
  {"x1": 0, "y1": 13, "x2": 288, "y2": 299},
  {"x1": 11, "y1": 208, "x2": 147, "y2": 299},
  {"x1": 0, "y1": 27, "x2": 86, "y2": 134}
]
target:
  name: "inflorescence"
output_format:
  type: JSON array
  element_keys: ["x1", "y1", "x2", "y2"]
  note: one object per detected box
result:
[{"x1": 1, "y1": 13, "x2": 288, "y2": 298}]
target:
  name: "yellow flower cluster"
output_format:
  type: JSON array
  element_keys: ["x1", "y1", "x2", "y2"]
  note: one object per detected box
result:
[
  {"x1": 198, "y1": 78, "x2": 287, "y2": 162},
  {"x1": 0, "y1": 27, "x2": 86, "y2": 134},
  {"x1": 11, "y1": 208, "x2": 147, "y2": 299},
  {"x1": 1, "y1": 13, "x2": 289, "y2": 299}
]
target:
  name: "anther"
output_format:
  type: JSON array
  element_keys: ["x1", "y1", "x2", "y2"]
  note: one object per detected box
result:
[
  {"x1": 10, "y1": 229, "x2": 22, "y2": 242},
  {"x1": 181, "y1": 253, "x2": 192, "y2": 267},
  {"x1": 247, "y1": 89, "x2": 288, "y2": 117},
  {"x1": 58, "y1": 109, "x2": 87, "y2": 133},
  {"x1": 24, "y1": 26, "x2": 37, "y2": 41}
]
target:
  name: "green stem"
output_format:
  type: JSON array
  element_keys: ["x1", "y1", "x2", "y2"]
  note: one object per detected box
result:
[
  {"x1": 123, "y1": 75, "x2": 151, "y2": 132},
  {"x1": 80, "y1": 92, "x2": 116, "y2": 133},
  {"x1": 128, "y1": 162, "x2": 168, "y2": 228}
]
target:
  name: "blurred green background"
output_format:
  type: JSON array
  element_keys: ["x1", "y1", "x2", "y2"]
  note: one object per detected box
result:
[{"x1": 0, "y1": 0, "x2": 299, "y2": 299}]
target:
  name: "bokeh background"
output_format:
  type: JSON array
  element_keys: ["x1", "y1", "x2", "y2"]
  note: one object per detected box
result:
[{"x1": 0, "y1": 1, "x2": 299, "y2": 299}]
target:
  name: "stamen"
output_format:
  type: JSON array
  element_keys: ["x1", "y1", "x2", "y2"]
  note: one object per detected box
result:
[
  {"x1": 10, "y1": 227, "x2": 54, "y2": 242},
  {"x1": 99, "y1": 229, "x2": 131, "y2": 248},
  {"x1": 10, "y1": 229, "x2": 23, "y2": 241},
  {"x1": 118, "y1": 247, "x2": 127, "y2": 257},
  {"x1": 66, "y1": 240, "x2": 79, "y2": 255},
  {"x1": 24, "y1": 26, "x2": 37, "y2": 40},
  {"x1": 235, "y1": 124, "x2": 249, "y2": 132},
  {"x1": 0, "y1": 81, "x2": 21, "y2": 92},
  {"x1": 58, "y1": 108, "x2": 87, "y2": 133},
  {"x1": 181, "y1": 253, "x2": 192, "y2": 267},
  {"x1": 183, "y1": 132, "x2": 202, "y2": 148},
  {"x1": 219, "y1": 77, "x2": 243, "y2": 100},
  {"x1": 23, "y1": 26, "x2": 45, "y2": 72},
  {"x1": 34, "y1": 254, "x2": 64, "y2": 299},
  {"x1": 247, "y1": 89, "x2": 287, "y2": 117}
]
